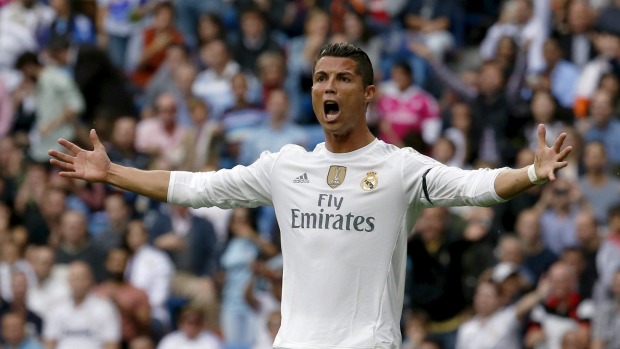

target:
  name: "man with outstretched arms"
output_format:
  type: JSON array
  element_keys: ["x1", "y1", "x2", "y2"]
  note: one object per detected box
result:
[{"x1": 49, "y1": 43, "x2": 571, "y2": 348}]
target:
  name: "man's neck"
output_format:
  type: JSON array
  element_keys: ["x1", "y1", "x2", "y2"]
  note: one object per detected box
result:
[{"x1": 324, "y1": 128, "x2": 375, "y2": 153}]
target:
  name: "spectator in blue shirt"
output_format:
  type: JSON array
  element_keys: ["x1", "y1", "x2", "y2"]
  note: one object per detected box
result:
[
  {"x1": 584, "y1": 89, "x2": 620, "y2": 168},
  {"x1": 1, "y1": 312, "x2": 44, "y2": 349}
]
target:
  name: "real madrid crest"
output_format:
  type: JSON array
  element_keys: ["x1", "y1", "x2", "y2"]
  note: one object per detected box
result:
[
  {"x1": 360, "y1": 171, "x2": 378, "y2": 191},
  {"x1": 327, "y1": 165, "x2": 347, "y2": 189}
]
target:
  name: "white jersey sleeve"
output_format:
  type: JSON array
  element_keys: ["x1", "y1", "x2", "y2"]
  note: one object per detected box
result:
[
  {"x1": 167, "y1": 150, "x2": 278, "y2": 208},
  {"x1": 401, "y1": 149, "x2": 508, "y2": 208}
]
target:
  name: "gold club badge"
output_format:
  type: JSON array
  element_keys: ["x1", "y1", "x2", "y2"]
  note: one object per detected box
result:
[
  {"x1": 360, "y1": 171, "x2": 378, "y2": 191},
  {"x1": 327, "y1": 165, "x2": 347, "y2": 189}
]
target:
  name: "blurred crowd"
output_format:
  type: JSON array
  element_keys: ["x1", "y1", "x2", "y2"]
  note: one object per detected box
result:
[{"x1": 0, "y1": 0, "x2": 620, "y2": 348}]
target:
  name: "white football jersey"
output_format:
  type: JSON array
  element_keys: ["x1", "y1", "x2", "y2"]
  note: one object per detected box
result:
[{"x1": 168, "y1": 139, "x2": 506, "y2": 349}]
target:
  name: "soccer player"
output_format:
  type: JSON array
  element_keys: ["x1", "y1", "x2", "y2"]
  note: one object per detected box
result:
[{"x1": 49, "y1": 43, "x2": 572, "y2": 348}]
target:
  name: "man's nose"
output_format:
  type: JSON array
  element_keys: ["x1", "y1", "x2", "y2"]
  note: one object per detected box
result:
[{"x1": 324, "y1": 77, "x2": 336, "y2": 94}]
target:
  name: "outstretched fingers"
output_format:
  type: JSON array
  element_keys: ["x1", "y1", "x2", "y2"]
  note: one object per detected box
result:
[
  {"x1": 58, "y1": 138, "x2": 83, "y2": 156},
  {"x1": 48, "y1": 149, "x2": 75, "y2": 164},
  {"x1": 90, "y1": 129, "x2": 104, "y2": 151},
  {"x1": 556, "y1": 145, "x2": 573, "y2": 161},
  {"x1": 50, "y1": 158, "x2": 75, "y2": 172},
  {"x1": 537, "y1": 124, "x2": 547, "y2": 148},
  {"x1": 552, "y1": 133, "x2": 567, "y2": 153}
]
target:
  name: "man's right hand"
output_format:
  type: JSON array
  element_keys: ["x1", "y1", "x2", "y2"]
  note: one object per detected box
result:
[{"x1": 49, "y1": 129, "x2": 111, "y2": 183}]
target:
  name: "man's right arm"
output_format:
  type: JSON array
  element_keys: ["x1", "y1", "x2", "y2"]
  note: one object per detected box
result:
[{"x1": 106, "y1": 164, "x2": 170, "y2": 202}]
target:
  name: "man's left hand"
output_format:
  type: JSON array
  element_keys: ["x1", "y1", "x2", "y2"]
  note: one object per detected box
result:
[{"x1": 534, "y1": 124, "x2": 572, "y2": 181}]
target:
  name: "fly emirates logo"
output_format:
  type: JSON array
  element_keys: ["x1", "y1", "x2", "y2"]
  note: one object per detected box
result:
[{"x1": 290, "y1": 194, "x2": 376, "y2": 232}]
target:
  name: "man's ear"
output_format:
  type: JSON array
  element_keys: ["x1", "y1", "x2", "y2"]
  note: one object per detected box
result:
[{"x1": 364, "y1": 85, "x2": 376, "y2": 103}]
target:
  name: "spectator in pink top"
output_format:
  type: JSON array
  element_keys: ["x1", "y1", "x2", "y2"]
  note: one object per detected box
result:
[
  {"x1": 135, "y1": 92, "x2": 188, "y2": 170},
  {"x1": 377, "y1": 61, "x2": 441, "y2": 149}
]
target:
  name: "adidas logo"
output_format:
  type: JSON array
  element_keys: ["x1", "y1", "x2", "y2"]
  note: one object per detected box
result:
[{"x1": 293, "y1": 173, "x2": 310, "y2": 183}]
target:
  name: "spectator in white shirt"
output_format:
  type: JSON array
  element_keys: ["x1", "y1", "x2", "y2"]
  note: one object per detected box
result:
[
  {"x1": 124, "y1": 220, "x2": 175, "y2": 333},
  {"x1": 26, "y1": 246, "x2": 70, "y2": 320},
  {"x1": 43, "y1": 261, "x2": 121, "y2": 349},
  {"x1": 156, "y1": 306, "x2": 222, "y2": 349},
  {"x1": 456, "y1": 277, "x2": 549, "y2": 349}
]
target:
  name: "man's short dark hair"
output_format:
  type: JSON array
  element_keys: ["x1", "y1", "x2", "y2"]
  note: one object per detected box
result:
[
  {"x1": 14, "y1": 52, "x2": 40, "y2": 70},
  {"x1": 313, "y1": 43, "x2": 374, "y2": 87}
]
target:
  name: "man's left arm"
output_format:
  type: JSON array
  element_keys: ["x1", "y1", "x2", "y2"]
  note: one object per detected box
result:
[{"x1": 494, "y1": 124, "x2": 572, "y2": 200}]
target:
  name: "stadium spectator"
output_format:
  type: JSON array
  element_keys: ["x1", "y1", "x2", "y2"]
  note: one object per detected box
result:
[
  {"x1": 403, "y1": 0, "x2": 457, "y2": 61},
  {"x1": 407, "y1": 207, "x2": 473, "y2": 349},
  {"x1": 142, "y1": 46, "x2": 193, "y2": 124},
  {"x1": 582, "y1": 90, "x2": 620, "y2": 169},
  {"x1": 129, "y1": 1, "x2": 184, "y2": 89},
  {"x1": 156, "y1": 306, "x2": 222, "y2": 349},
  {"x1": 192, "y1": 40, "x2": 255, "y2": 119},
  {"x1": 376, "y1": 61, "x2": 441, "y2": 149},
  {"x1": 239, "y1": 89, "x2": 307, "y2": 166},
  {"x1": 286, "y1": 9, "x2": 330, "y2": 124},
  {"x1": 106, "y1": 117, "x2": 151, "y2": 171},
  {"x1": 55, "y1": 210, "x2": 107, "y2": 282},
  {"x1": 93, "y1": 194, "x2": 132, "y2": 253},
  {"x1": 591, "y1": 269, "x2": 620, "y2": 349},
  {"x1": 46, "y1": 37, "x2": 136, "y2": 134},
  {"x1": 532, "y1": 38, "x2": 580, "y2": 109},
  {"x1": 515, "y1": 209, "x2": 557, "y2": 285},
  {"x1": 525, "y1": 262, "x2": 593, "y2": 349},
  {"x1": 221, "y1": 73, "x2": 267, "y2": 165},
  {"x1": 410, "y1": 43, "x2": 527, "y2": 166},
  {"x1": 135, "y1": 92, "x2": 188, "y2": 170},
  {"x1": 331, "y1": 9, "x2": 382, "y2": 73},
  {"x1": 560, "y1": 247, "x2": 596, "y2": 300},
  {"x1": 0, "y1": 0, "x2": 54, "y2": 76},
  {"x1": 244, "y1": 255, "x2": 282, "y2": 349},
  {"x1": 14, "y1": 51, "x2": 85, "y2": 163},
  {"x1": 0, "y1": 241, "x2": 35, "y2": 302},
  {"x1": 573, "y1": 14, "x2": 620, "y2": 118},
  {"x1": 455, "y1": 277, "x2": 549, "y2": 349},
  {"x1": 43, "y1": 261, "x2": 121, "y2": 349},
  {"x1": 46, "y1": 0, "x2": 96, "y2": 46},
  {"x1": 124, "y1": 220, "x2": 174, "y2": 332},
  {"x1": 578, "y1": 142, "x2": 620, "y2": 225},
  {"x1": 26, "y1": 246, "x2": 70, "y2": 320},
  {"x1": 219, "y1": 207, "x2": 277, "y2": 346},
  {"x1": 595, "y1": 204, "x2": 620, "y2": 302},
  {"x1": 480, "y1": 0, "x2": 547, "y2": 73},
  {"x1": 552, "y1": 1, "x2": 596, "y2": 68},
  {"x1": 230, "y1": 5, "x2": 283, "y2": 75},
  {"x1": 196, "y1": 13, "x2": 226, "y2": 48},
  {"x1": 523, "y1": 91, "x2": 565, "y2": 151},
  {"x1": 1, "y1": 312, "x2": 44, "y2": 349},
  {"x1": 96, "y1": 248, "x2": 151, "y2": 346},
  {"x1": 536, "y1": 179, "x2": 582, "y2": 255},
  {"x1": 0, "y1": 271, "x2": 43, "y2": 339},
  {"x1": 96, "y1": 0, "x2": 152, "y2": 70},
  {"x1": 256, "y1": 51, "x2": 287, "y2": 105},
  {"x1": 175, "y1": 97, "x2": 221, "y2": 172}
]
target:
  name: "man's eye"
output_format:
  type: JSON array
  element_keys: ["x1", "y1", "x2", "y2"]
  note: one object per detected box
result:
[
  {"x1": 316, "y1": 76, "x2": 325, "y2": 82},
  {"x1": 340, "y1": 77, "x2": 350, "y2": 82}
]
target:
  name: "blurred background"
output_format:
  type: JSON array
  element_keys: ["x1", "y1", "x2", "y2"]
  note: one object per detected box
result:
[{"x1": 0, "y1": 0, "x2": 620, "y2": 348}]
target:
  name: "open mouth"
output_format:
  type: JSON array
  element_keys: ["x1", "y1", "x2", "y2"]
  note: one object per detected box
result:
[{"x1": 323, "y1": 101, "x2": 340, "y2": 121}]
